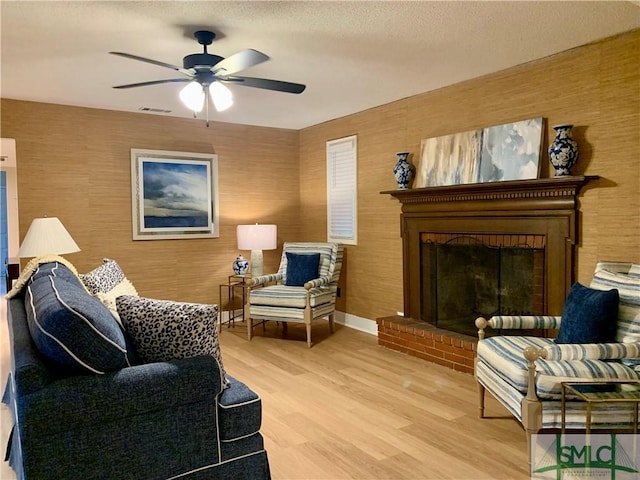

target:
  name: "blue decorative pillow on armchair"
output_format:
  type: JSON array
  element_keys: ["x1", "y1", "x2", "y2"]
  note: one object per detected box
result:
[
  {"x1": 284, "y1": 252, "x2": 320, "y2": 287},
  {"x1": 555, "y1": 282, "x2": 619, "y2": 344}
]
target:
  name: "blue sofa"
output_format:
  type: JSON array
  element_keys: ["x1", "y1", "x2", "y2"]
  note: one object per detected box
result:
[{"x1": 3, "y1": 260, "x2": 270, "y2": 479}]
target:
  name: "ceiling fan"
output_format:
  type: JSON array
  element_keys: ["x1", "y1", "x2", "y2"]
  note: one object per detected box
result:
[{"x1": 110, "y1": 30, "x2": 306, "y2": 125}]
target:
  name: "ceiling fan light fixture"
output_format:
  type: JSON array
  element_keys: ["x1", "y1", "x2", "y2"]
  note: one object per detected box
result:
[
  {"x1": 111, "y1": 30, "x2": 305, "y2": 125},
  {"x1": 209, "y1": 81, "x2": 233, "y2": 112},
  {"x1": 179, "y1": 81, "x2": 205, "y2": 112}
]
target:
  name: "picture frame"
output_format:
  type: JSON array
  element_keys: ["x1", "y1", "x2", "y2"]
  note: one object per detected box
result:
[
  {"x1": 130, "y1": 148, "x2": 219, "y2": 240},
  {"x1": 415, "y1": 117, "x2": 544, "y2": 188}
]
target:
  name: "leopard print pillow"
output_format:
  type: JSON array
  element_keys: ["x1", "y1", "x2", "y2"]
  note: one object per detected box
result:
[
  {"x1": 81, "y1": 258, "x2": 138, "y2": 326},
  {"x1": 116, "y1": 295, "x2": 227, "y2": 386},
  {"x1": 81, "y1": 258, "x2": 128, "y2": 294}
]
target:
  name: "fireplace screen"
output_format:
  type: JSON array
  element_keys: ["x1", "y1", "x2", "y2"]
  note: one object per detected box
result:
[{"x1": 421, "y1": 235, "x2": 545, "y2": 336}]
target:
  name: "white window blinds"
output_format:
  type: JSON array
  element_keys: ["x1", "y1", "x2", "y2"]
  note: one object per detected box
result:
[{"x1": 326, "y1": 135, "x2": 357, "y2": 245}]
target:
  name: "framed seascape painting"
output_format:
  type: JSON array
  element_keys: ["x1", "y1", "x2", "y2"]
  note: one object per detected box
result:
[
  {"x1": 415, "y1": 117, "x2": 544, "y2": 187},
  {"x1": 130, "y1": 149, "x2": 219, "y2": 240}
]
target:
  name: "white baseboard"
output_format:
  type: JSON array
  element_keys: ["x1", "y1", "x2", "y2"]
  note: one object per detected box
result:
[
  {"x1": 220, "y1": 309, "x2": 243, "y2": 323},
  {"x1": 221, "y1": 308, "x2": 378, "y2": 336},
  {"x1": 334, "y1": 311, "x2": 377, "y2": 336}
]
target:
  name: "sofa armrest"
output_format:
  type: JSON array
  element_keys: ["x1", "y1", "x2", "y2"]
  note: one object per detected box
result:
[
  {"x1": 541, "y1": 342, "x2": 640, "y2": 361},
  {"x1": 19, "y1": 355, "x2": 225, "y2": 436},
  {"x1": 248, "y1": 273, "x2": 283, "y2": 287},
  {"x1": 475, "y1": 315, "x2": 561, "y2": 339}
]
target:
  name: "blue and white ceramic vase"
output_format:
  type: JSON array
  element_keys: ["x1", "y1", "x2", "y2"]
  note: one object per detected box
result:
[
  {"x1": 233, "y1": 254, "x2": 249, "y2": 275},
  {"x1": 393, "y1": 151, "x2": 415, "y2": 189},
  {"x1": 548, "y1": 124, "x2": 579, "y2": 177}
]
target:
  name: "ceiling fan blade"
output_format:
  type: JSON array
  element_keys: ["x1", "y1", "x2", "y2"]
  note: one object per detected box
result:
[
  {"x1": 211, "y1": 49, "x2": 269, "y2": 76},
  {"x1": 221, "y1": 76, "x2": 306, "y2": 94},
  {"x1": 112, "y1": 78, "x2": 191, "y2": 89},
  {"x1": 109, "y1": 52, "x2": 195, "y2": 76}
]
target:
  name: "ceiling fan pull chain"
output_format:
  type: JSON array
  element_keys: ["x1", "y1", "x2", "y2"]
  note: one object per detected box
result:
[{"x1": 205, "y1": 87, "x2": 210, "y2": 128}]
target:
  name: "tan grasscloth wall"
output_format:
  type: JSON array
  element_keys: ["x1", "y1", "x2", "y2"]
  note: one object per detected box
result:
[
  {"x1": 0, "y1": 103, "x2": 301, "y2": 307},
  {"x1": 300, "y1": 30, "x2": 639, "y2": 322},
  {"x1": 2, "y1": 30, "x2": 638, "y2": 325}
]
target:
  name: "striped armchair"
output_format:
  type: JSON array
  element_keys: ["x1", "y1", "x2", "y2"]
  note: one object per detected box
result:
[
  {"x1": 475, "y1": 261, "x2": 640, "y2": 459},
  {"x1": 245, "y1": 242, "x2": 344, "y2": 348}
]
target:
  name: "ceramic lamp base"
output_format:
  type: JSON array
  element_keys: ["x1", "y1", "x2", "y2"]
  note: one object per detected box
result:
[{"x1": 250, "y1": 250, "x2": 264, "y2": 277}]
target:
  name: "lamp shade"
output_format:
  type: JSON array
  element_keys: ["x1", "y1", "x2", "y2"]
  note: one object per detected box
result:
[
  {"x1": 17, "y1": 217, "x2": 81, "y2": 258},
  {"x1": 237, "y1": 224, "x2": 277, "y2": 251},
  {"x1": 179, "y1": 81, "x2": 205, "y2": 113},
  {"x1": 210, "y1": 82, "x2": 234, "y2": 112},
  {"x1": 236, "y1": 224, "x2": 277, "y2": 277}
]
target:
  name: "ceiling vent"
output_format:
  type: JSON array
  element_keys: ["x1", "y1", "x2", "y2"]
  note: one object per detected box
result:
[{"x1": 138, "y1": 107, "x2": 172, "y2": 113}]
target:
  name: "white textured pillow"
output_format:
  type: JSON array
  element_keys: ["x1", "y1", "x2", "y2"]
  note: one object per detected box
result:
[{"x1": 95, "y1": 278, "x2": 138, "y2": 326}]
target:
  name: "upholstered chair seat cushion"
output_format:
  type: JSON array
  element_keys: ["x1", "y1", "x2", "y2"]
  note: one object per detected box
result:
[
  {"x1": 249, "y1": 285, "x2": 334, "y2": 309},
  {"x1": 477, "y1": 335, "x2": 640, "y2": 400}
]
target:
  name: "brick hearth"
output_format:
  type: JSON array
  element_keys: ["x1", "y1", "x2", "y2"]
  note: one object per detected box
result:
[{"x1": 376, "y1": 316, "x2": 476, "y2": 374}]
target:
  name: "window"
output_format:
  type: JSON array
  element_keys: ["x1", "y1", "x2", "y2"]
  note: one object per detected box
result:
[{"x1": 326, "y1": 135, "x2": 357, "y2": 245}]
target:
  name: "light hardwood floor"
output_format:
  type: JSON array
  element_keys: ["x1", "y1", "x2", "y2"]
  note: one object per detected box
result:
[{"x1": 0, "y1": 303, "x2": 529, "y2": 479}]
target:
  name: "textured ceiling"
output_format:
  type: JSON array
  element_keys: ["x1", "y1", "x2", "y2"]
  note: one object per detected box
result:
[{"x1": 1, "y1": 1, "x2": 639, "y2": 129}]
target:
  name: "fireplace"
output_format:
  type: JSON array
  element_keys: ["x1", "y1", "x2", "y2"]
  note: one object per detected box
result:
[
  {"x1": 421, "y1": 233, "x2": 545, "y2": 336},
  {"x1": 378, "y1": 176, "x2": 596, "y2": 372}
]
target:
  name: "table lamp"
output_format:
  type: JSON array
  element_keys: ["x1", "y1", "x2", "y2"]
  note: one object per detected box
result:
[
  {"x1": 236, "y1": 224, "x2": 277, "y2": 277},
  {"x1": 17, "y1": 217, "x2": 81, "y2": 258}
]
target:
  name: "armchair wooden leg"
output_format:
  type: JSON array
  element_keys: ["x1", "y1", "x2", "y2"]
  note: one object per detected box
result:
[
  {"x1": 474, "y1": 358, "x2": 486, "y2": 418},
  {"x1": 522, "y1": 397, "x2": 542, "y2": 470},
  {"x1": 247, "y1": 318, "x2": 253, "y2": 341},
  {"x1": 329, "y1": 313, "x2": 335, "y2": 334},
  {"x1": 304, "y1": 304, "x2": 312, "y2": 348}
]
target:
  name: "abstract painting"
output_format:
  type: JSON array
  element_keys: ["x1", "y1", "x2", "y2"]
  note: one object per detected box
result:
[
  {"x1": 415, "y1": 117, "x2": 544, "y2": 187},
  {"x1": 130, "y1": 149, "x2": 219, "y2": 240},
  {"x1": 478, "y1": 117, "x2": 544, "y2": 183},
  {"x1": 415, "y1": 130, "x2": 483, "y2": 188}
]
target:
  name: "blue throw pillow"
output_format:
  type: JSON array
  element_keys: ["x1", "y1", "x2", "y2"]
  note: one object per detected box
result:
[
  {"x1": 284, "y1": 252, "x2": 321, "y2": 287},
  {"x1": 25, "y1": 274, "x2": 130, "y2": 374},
  {"x1": 555, "y1": 282, "x2": 619, "y2": 344}
]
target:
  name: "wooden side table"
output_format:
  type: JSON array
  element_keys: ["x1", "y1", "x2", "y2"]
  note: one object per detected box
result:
[{"x1": 218, "y1": 275, "x2": 251, "y2": 331}]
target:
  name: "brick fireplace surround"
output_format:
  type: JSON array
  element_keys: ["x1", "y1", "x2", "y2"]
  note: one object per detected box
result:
[
  {"x1": 377, "y1": 316, "x2": 477, "y2": 374},
  {"x1": 379, "y1": 176, "x2": 595, "y2": 374}
]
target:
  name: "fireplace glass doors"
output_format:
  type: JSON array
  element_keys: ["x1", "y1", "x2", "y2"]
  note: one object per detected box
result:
[{"x1": 421, "y1": 234, "x2": 545, "y2": 336}]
